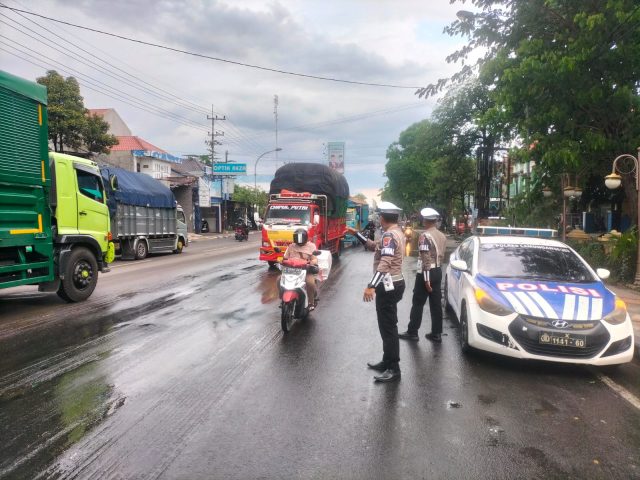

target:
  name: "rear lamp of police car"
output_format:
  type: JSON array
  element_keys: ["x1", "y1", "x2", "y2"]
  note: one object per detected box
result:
[
  {"x1": 474, "y1": 288, "x2": 513, "y2": 316},
  {"x1": 602, "y1": 298, "x2": 628, "y2": 325}
]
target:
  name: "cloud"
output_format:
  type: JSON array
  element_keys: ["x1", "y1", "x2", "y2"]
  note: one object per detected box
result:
[{"x1": 1, "y1": 0, "x2": 463, "y2": 193}]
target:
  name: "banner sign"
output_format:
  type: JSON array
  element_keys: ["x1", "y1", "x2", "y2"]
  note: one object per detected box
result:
[
  {"x1": 327, "y1": 142, "x2": 345, "y2": 174},
  {"x1": 131, "y1": 150, "x2": 182, "y2": 163},
  {"x1": 213, "y1": 163, "x2": 247, "y2": 174}
]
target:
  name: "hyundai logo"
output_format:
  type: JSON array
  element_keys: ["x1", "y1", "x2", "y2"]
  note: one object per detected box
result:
[{"x1": 551, "y1": 320, "x2": 570, "y2": 329}]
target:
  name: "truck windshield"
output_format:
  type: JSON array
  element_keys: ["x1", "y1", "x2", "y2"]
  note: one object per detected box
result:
[{"x1": 266, "y1": 205, "x2": 310, "y2": 225}]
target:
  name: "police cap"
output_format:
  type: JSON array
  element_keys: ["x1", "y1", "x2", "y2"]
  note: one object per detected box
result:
[{"x1": 420, "y1": 207, "x2": 440, "y2": 221}]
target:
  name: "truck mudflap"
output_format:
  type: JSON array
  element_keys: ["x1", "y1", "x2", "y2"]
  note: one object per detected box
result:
[
  {"x1": 105, "y1": 241, "x2": 116, "y2": 264},
  {"x1": 56, "y1": 234, "x2": 108, "y2": 272}
]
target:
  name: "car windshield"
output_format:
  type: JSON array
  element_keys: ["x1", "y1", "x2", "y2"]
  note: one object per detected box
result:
[
  {"x1": 478, "y1": 243, "x2": 596, "y2": 283},
  {"x1": 266, "y1": 206, "x2": 310, "y2": 225}
]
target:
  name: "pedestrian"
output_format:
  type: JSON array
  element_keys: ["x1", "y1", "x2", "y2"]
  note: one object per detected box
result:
[
  {"x1": 399, "y1": 207, "x2": 447, "y2": 343},
  {"x1": 347, "y1": 202, "x2": 405, "y2": 383}
]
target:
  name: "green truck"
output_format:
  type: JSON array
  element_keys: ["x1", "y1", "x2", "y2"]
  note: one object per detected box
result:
[{"x1": 0, "y1": 70, "x2": 114, "y2": 302}]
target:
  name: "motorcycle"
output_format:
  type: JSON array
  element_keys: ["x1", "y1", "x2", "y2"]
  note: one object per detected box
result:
[
  {"x1": 278, "y1": 255, "x2": 320, "y2": 332},
  {"x1": 234, "y1": 225, "x2": 249, "y2": 241},
  {"x1": 201, "y1": 219, "x2": 209, "y2": 233}
]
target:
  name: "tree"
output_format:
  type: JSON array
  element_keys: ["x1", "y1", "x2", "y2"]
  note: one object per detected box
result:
[
  {"x1": 37, "y1": 71, "x2": 85, "y2": 153},
  {"x1": 422, "y1": 0, "x2": 640, "y2": 223},
  {"x1": 83, "y1": 113, "x2": 117, "y2": 154},
  {"x1": 36, "y1": 70, "x2": 118, "y2": 155},
  {"x1": 353, "y1": 193, "x2": 367, "y2": 202}
]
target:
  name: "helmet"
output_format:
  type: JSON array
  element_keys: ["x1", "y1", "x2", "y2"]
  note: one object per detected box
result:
[
  {"x1": 420, "y1": 207, "x2": 440, "y2": 221},
  {"x1": 293, "y1": 228, "x2": 308, "y2": 245},
  {"x1": 376, "y1": 202, "x2": 402, "y2": 215}
]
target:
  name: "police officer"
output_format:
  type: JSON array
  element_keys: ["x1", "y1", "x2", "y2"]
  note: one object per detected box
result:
[
  {"x1": 347, "y1": 202, "x2": 405, "y2": 383},
  {"x1": 399, "y1": 207, "x2": 447, "y2": 343}
]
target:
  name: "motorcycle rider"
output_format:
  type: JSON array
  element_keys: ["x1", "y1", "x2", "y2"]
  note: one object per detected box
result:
[
  {"x1": 235, "y1": 218, "x2": 249, "y2": 239},
  {"x1": 283, "y1": 228, "x2": 319, "y2": 309}
]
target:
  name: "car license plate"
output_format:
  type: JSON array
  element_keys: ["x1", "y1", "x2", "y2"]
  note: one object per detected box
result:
[{"x1": 539, "y1": 332, "x2": 587, "y2": 348}]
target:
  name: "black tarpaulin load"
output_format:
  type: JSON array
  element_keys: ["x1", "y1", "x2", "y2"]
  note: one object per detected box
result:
[
  {"x1": 269, "y1": 163, "x2": 350, "y2": 217},
  {"x1": 100, "y1": 165, "x2": 176, "y2": 215}
]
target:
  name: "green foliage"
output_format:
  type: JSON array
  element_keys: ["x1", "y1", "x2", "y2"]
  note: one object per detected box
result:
[
  {"x1": 233, "y1": 185, "x2": 269, "y2": 212},
  {"x1": 383, "y1": 79, "x2": 495, "y2": 217},
  {"x1": 36, "y1": 70, "x2": 118, "y2": 155},
  {"x1": 37, "y1": 71, "x2": 85, "y2": 153},
  {"x1": 83, "y1": 114, "x2": 118, "y2": 154},
  {"x1": 569, "y1": 228, "x2": 638, "y2": 284}
]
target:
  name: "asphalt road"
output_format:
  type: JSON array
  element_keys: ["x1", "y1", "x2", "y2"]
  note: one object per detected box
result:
[{"x1": 1, "y1": 237, "x2": 639, "y2": 479}]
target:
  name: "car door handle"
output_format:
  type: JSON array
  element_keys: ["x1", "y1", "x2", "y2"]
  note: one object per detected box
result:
[{"x1": 79, "y1": 211, "x2": 87, "y2": 216}]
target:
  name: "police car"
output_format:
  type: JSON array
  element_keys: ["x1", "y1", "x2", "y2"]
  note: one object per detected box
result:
[{"x1": 444, "y1": 232, "x2": 635, "y2": 365}]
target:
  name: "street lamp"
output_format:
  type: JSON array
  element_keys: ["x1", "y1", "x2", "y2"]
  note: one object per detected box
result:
[
  {"x1": 605, "y1": 148, "x2": 640, "y2": 284},
  {"x1": 254, "y1": 148, "x2": 283, "y2": 192}
]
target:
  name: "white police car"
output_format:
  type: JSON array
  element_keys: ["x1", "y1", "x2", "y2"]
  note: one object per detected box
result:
[{"x1": 444, "y1": 234, "x2": 634, "y2": 365}]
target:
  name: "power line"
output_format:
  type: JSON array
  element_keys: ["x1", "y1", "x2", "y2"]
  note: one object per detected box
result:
[
  {"x1": 1, "y1": 2, "x2": 272, "y2": 155},
  {"x1": 0, "y1": 4, "x2": 423, "y2": 89}
]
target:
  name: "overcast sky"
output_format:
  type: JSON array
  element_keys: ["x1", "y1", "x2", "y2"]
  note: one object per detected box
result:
[{"x1": 0, "y1": 0, "x2": 466, "y2": 200}]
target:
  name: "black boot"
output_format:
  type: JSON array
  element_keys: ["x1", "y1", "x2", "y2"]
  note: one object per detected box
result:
[
  {"x1": 366, "y1": 360, "x2": 387, "y2": 372},
  {"x1": 374, "y1": 367, "x2": 401, "y2": 383},
  {"x1": 425, "y1": 332, "x2": 442, "y2": 343},
  {"x1": 398, "y1": 330, "x2": 419, "y2": 341}
]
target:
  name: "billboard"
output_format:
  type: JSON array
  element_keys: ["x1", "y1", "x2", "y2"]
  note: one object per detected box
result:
[
  {"x1": 327, "y1": 142, "x2": 345, "y2": 174},
  {"x1": 213, "y1": 163, "x2": 247, "y2": 175}
]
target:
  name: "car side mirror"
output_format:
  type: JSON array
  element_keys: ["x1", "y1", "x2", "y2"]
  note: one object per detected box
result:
[
  {"x1": 596, "y1": 268, "x2": 610, "y2": 280},
  {"x1": 109, "y1": 174, "x2": 118, "y2": 190},
  {"x1": 313, "y1": 213, "x2": 320, "y2": 225},
  {"x1": 450, "y1": 259, "x2": 469, "y2": 272}
]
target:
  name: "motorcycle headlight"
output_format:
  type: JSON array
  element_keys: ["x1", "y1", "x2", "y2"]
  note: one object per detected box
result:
[
  {"x1": 474, "y1": 288, "x2": 513, "y2": 316},
  {"x1": 602, "y1": 298, "x2": 628, "y2": 325}
]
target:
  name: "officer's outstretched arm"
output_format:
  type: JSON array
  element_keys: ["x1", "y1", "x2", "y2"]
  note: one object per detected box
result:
[{"x1": 355, "y1": 231, "x2": 376, "y2": 251}]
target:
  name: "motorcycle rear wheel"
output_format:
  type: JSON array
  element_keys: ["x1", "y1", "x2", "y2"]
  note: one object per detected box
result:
[{"x1": 281, "y1": 301, "x2": 295, "y2": 332}]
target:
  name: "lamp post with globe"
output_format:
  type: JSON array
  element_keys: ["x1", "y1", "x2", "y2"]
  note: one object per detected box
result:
[{"x1": 604, "y1": 148, "x2": 640, "y2": 284}]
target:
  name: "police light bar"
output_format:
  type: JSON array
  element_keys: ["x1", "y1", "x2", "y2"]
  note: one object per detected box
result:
[{"x1": 477, "y1": 226, "x2": 558, "y2": 238}]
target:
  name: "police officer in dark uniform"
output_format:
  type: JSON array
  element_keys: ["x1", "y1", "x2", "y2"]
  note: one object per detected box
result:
[{"x1": 347, "y1": 202, "x2": 406, "y2": 383}]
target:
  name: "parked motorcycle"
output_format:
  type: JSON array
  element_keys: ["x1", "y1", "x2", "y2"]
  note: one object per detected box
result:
[
  {"x1": 201, "y1": 219, "x2": 209, "y2": 233},
  {"x1": 278, "y1": 255, "x2": 320, "y2": 332},
  {"x1": 234, "y1": 224, "x2": 249, "y2": 241}
]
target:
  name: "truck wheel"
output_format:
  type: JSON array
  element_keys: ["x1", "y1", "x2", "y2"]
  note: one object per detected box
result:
[
  {"x1": 135, "y1": 240, "x2": 148, "y2": 260},
  {"x1": 173, "y1": 238, "x2": 184, "y2": 254},
  {"x1": 57, "y1": 247, "x2": 98, "y2": 302}
]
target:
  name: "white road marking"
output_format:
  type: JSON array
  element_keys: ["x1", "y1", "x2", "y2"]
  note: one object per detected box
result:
[
  {"x1": 502, "y1": 292, "x2": 527, "y2": 315},
  {"x1": 562, "y1": 294, "x2": 576, "y2": 320},
  {"x1": 515, "y1": 291, "x2": 543, "y2": 317},
  {"x1": 529, "y1": 292, "x2": 558, "y2": 319},
  {"x1": 577, "y1": 296, "x2": 590, "y2": 320},
  {"x1": 109, "y1": 260, "x2": 153, "y2": 269},
  {"x1": 598, "y1": 373, "x2": 640, "y2": 411}
]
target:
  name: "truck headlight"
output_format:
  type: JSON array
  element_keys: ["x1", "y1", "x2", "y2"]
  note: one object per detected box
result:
[
  {"x1": 474, "y1": 288, "x2": 513, "y2": 316},
  {"x1": 603, "y1": 298, "x2": 628, "y2": 325}
]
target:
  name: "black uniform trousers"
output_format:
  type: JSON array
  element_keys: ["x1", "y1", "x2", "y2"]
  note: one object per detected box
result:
[
  {"x1": 375, "y1": 280, "x2": 405, "y2": 369},
  {"x1": 408, "y1": 267, "x2": 443, "y2": 335}
]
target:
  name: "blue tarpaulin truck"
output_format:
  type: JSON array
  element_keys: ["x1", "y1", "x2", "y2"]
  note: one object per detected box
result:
[{"x1": 100, "y1": 166, "x2": 188, "y2": 260}]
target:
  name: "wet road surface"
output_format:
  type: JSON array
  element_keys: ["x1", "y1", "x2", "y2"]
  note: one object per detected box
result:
[{"x1": 1, "y1": 238, "x2": 639, "y2": 479}]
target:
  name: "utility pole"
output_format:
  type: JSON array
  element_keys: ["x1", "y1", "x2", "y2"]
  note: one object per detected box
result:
[
  {"x1": 207, "y1": 105, "x2": 226, "y2": 232},
  {"x1": 274, "y1": 95, "x2": 279, "y2": 167}
]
